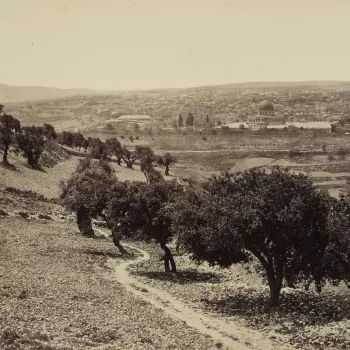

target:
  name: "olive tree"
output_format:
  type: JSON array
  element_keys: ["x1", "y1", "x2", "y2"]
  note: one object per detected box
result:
[
  {"x1": 106, "y1": 180, "x2": 179, "y2": 272},
  {"x1": 16, "y1": 126, "x2": 45, "y2": 166},
  {"x1": 170, "y1": 169, "x2": 333, "y2": 306},
  {"x1": 43, "y1": 124, "x2": 57, "y2": 141},
  {"x1": 89, "y1": 138, "x2": 108, "y2": 160},
  {"x1": 0, "y1": 113, "x2": 21, "y2": 163},
  {"x1": 120, "y1": 146, "x2": 137, "y2": 169},
  {"x1": 59, "y1": 158, "x2": 121, "y2": 243},
  {"x1": 134, "y1": 146, "x2": 160, "y2": 183},
  {"x1": 157, "y1": 153, "x2": 177, "y2": 176},
  {"x1": 106, "y1": 137, "x2": 123, "y2": 165}
]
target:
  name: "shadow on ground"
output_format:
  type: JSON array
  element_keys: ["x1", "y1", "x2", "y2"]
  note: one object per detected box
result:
[
  {"x1": 0, "y1": 162, "x2": 19, "y2": 171},
  {"x1": 134, "y1": 269, "x2": 223, "y2": 284},
  {"x1": 202, "y1": 290, "x2": 350, "y2": 328}
]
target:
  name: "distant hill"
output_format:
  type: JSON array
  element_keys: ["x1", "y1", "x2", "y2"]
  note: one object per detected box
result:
[
  {"x1": 187, "y1": 81, "x2": 350, "y2": 92},
  {"x1": 0, "y1": 84, "x2": 96, "y2": 103},
  {"x1": 2, "y1": 80, "x2": 350, "y2": 103}
]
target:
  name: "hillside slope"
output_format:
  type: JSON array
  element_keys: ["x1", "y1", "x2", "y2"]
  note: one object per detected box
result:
[{"x1": 0, "y1": 84, "x2": 95, "y2": 103}]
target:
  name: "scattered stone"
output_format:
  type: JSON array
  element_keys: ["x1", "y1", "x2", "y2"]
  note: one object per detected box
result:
[{"x1": 38, "y1": 214, "x2": 52, "y2": 220}]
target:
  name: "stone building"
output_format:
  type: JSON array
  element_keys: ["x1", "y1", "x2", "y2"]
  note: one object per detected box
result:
[{"x1": 247, "y1": 100, "x2": 285, "y2": 129}]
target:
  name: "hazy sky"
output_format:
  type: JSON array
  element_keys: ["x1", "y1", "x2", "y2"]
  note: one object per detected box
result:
[{"x1": 1, "y1": 0, "x2": 350, "y2": 90}]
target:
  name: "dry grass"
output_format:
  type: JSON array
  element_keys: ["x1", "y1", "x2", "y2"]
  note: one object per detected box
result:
[
  {"x1": 130, "y1": 242, "x2": 350, "y2": 350},
  {"x1": 0, "y1": 154, "x2": 81, "y2": 199},
  {"x1": 0, "y1": 213, "x2": 215, "y2": 350}
]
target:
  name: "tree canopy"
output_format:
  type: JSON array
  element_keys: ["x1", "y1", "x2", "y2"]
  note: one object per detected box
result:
[
  {"x1": 0, "y1": 113, "x2": 21, "y2": 163},
  {"x1": 60, "y1": 157, "x2": 117, "y2": 237},
  {"x1": 186, "y1": 112, "x2": 194, "y2": 127},
  {"x1": 106, "y1": 180, "x2": 179, "y2": 271},
  {"x1": 89, "y1": 138, "x2": 108, "y2": 160},
  {"x1": 16, "y1": 126, "x2": 46, "y2": 167},
  {"x1": 106, "y1": 137, "x2": 122, "y2": 165},
  {"x1": 169, "y1": 169, "x2": 344, "y2": 306},
  {"x1": 157, "y1": 153, "x2": 177, "y2": 176}
]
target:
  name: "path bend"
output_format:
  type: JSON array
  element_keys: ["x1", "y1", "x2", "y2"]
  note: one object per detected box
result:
[{"x1": 102, "y1": 238, "x2": 296, "y2": 350}]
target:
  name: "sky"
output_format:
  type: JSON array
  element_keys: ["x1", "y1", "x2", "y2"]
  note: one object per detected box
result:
[{"x1": 1, "y1": 0, "x2": 350, "y2": 90}]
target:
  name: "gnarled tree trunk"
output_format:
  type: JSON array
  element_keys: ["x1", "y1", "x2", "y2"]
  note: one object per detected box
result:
[
  {"x1": 165, "y1": 165, "x2": 170, "y2": 176},
  {"x1": 27, "y1": 151, "x2": 34, "y2": 166},
  {"x1": 267, "y1": 259, "x2": 284, "y2": 307},
  {"x1": 253, "y1": 250, "x2": 284, "y2": 306},
  {"x1": 111, "y1": 228, "x2": 128, "y2": 255},
  {"x1": 2, "y1": 143, "x2": 9, "y2": 163},
  {"x1": 160, "y1": 243, "x2": 176, "y2": 273},
  {"x1": 76, "y1": 206, "x2": 94, "y2": 236}
]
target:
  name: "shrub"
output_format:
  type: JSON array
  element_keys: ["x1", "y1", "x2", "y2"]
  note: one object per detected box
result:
[
  {"x1": 288, "y1": 149, "x2": 302, "y2": 158},
  {"x1": 336, "y1": 147, "x2": 348, "y2": 158}
]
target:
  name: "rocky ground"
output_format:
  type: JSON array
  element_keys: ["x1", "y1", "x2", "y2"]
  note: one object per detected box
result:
[
  {"x1": 129, "y1": 242, "x2": 350, "y2": 350},
  {"x1": 0, "y1": 192, "x2": 216, "y2": 350}
]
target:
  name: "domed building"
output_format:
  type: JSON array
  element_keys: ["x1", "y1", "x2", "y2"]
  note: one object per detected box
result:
[{"x1": 247, "y1": 100, "x2": 285, "y2": 129}]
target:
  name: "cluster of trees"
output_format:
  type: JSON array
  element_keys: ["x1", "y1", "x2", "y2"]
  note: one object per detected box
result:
[
  {"x1": 61, "y1": 158, "x2": 350, "y2": 306},
  {"x1": 178, "y1": 113, "x2": 195, "y2": 128},
  {"x1": 57, "y1": 131, "x2": 89, "y2": 151},
  {"x1": 0, "y1": 105, "x2": 57, "y2": 166},
  {"x1": 57, "y1": 132, "x2": 177, "y2": 177}
]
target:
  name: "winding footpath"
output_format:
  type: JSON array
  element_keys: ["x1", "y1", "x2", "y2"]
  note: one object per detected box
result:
[
  {"x1": 106, "y1": 243, "x2": 296, "y2": 350},
  {"x1": 94, "y1": 228, "x2": 295, "y2": 350}
]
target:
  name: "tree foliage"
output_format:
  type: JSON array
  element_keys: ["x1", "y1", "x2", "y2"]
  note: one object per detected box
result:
[
  {"x1": 134, "y1": 146, "x2": 162, "y2": 183},
  {"x1": 60, "y1": 158, "x2": 116, "y2": 237},
  {"x1": 105, "y1": 137, "x2": 122, "y2": 165},
  {"x1": 73, "y1": 132, "x2": 84, "y2": 150},
  {"x1": 16, "y1": 126, "x2": 46, "y2": 166},
  {"x1": 106, "y1": 180, "x2": 179, "y2": 271},
  {"x1": 178, "y1": 114, "x2": 183, "y2": 128},
  {"x1": 186, "y1": 112, "x2": 194, "y2": 127},
  {"x1": 0, "y1": 113, "x2": 21, "y2": 163},
  {"x1": 89, "y1": 138, "x2": 108, "y2": 160},
  {"x1": 157, "y1": 152, "x2": 177, "y2": 176},
  {"x1": 169, "y1": 169, "x2": 344, "y2": 306},
  {"x1": 43, "y1": 124, "x2": 57, "y2": 140},
  {"x1": 120, "y1": 146, "x2": 137, "y2": 169}
]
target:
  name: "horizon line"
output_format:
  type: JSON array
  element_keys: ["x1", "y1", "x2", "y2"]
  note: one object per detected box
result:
[{"x1": 2, "y1": 79, "x2": 350, "y2": 93}]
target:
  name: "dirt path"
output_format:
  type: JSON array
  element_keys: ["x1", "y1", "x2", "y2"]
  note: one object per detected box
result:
[{"x1": 94, "y1": 229, "x2": 297, "y2": 350}]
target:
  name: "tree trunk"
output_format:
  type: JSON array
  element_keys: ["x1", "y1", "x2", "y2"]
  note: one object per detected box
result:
[
  {"x1": 267, "y1": 263, "x2": 282, "y2": 306},
  {"x1": 175, "y1": 239, "x2": 180, "y2": 254},
  {"x1": 143, "y1": 171, "x2": 150, "y2": 184},
  {"x1": 160, "y1": 243, "x2": 177, "y2": 273},
  {"x1": 126, "y1": 161, "x2": 133, "y2": 169},
  {"x1": 27, "y1": 152, "x2": 34, "y2": 166},
  {"x1": 165, "y1": 165, "x2": 169, "y2": 176},
  {"x1": 268, "y1": 281, "x2": 280, "y2": 306},
  {"x1": 112, "y1": 228, "x2": 128, "y2": 255},
  {"x1": 3, "y1": 144, "x2": 9, "y2": 163},
  {"x1": 117, "y1": 157, "x2": 122, "y2": 166},
  {"x1": 76, "y1": 206, "x2": 94, "y2": 236}
]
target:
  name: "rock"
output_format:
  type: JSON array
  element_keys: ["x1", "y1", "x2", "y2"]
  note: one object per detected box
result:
[{"x1": 38, "y1": 214, "x2": 52, "y2": 220}]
